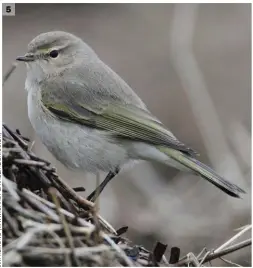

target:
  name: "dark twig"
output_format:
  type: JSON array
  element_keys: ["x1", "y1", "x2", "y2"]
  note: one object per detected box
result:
[
  {"x1": 3, "y1": 62, "x2": 18, "y2": 86},
  {"x1": 152, "y1": 242, "x2": 167, "y2": 264},
  {"x1": 72, "y1": 187, "x2": 86, "y2": 192},
  {"x1": 116, "y1": 226, "x2": 128, "y2": 236},
  {"x1": 169, "y1": 247, "x2": 180, "y2": 264}
]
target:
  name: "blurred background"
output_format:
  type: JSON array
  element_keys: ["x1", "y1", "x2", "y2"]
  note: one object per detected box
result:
[{"x1": 3, "y1": 3, "x2": 251, "y2": 266}]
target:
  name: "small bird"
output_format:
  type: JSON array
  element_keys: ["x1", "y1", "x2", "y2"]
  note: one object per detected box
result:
[{"x1": 17, "y1": 31, "x2": 245, "y2": 200}]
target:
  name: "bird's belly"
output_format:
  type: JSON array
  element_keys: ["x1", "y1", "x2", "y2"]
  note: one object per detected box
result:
[{"x1": 27, "y1": 93, "x2": 128, "y2": 173}]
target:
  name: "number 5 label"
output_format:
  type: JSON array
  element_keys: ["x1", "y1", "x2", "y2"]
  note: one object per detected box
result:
[{"x1": 2, "y1": 3, "x2": 15, "y2": 16}]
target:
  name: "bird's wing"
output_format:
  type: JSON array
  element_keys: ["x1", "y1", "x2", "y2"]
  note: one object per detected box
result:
[{"x1": 40, "y1": 80, "x2": 197, "y2": 156}]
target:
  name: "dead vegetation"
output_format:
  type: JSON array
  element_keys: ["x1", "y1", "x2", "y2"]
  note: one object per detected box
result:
[{"x1": 2, "y1": 124, "x2": 251, "y2": 267}]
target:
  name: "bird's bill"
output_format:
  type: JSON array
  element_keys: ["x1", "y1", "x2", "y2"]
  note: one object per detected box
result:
[{"x1": 16, "y1": 53, "x2": 35, "y2": 62}]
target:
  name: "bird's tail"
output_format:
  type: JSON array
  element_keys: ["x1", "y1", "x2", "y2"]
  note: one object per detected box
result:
[{"x1": 160, "y1": 147, "x2": 246, "y2": 198}]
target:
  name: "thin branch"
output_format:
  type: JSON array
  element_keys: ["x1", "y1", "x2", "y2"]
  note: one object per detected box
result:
[
  {"x1": 214, "y1": 225, "x2": 251, "y2": 252},
  {"x1": 175, "y1": 238, "x2": 251, "y2": 266},
  {"x1": 202, "y1": 239, "x2": 251, "y2": 263},
  {"x1": 3, "y1": 61, "x2": 18, "y2": 86}
]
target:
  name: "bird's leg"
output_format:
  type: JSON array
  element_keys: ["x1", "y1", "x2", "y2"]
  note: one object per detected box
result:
[{"x1": 87, "y1": 168, "x2": 119, "y2": 202}]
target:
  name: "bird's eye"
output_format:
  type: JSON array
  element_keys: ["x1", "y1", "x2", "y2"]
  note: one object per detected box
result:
[{"x1": 49, "y1": 50, "x2": 59, "y2": 58}]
